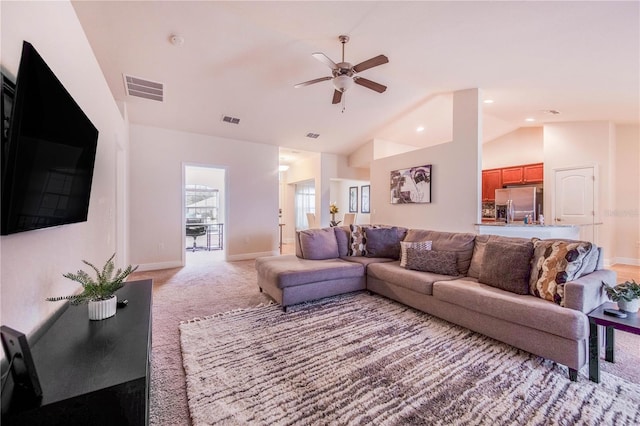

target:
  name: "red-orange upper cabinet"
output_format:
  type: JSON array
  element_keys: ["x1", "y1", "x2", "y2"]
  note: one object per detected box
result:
[
  {"x1": 523, "y1": 163, "x2": 544, "y2": 183},
  {"x1": 501, "y1": 166, "x2": 524, "y2": 185},
  {"x1": 482, "y1": 169, "x2": 502, "y2": 201}
]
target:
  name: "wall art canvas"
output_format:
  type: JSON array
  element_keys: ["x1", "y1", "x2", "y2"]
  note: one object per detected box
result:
[
  {"x1": 390, "y1": 164, "x2": 431, "y2": 204},
  {"x1": 349, "y1": 186, "x2": 358, "y2": 212},
  {"x1": 361, "y1": 185, "x2": 370, "y2": 213}
]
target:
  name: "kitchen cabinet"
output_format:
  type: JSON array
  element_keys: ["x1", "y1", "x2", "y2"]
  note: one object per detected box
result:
[
  {"x1": 482, "y1": 162, "x2": 543, "y2": 203},
  {"x1": 523, "y1": 163, "x2": 543, "y2": 183},
  {"x1": 501, "y1": 163, "x2": 543, "y2": 185},
  {"x1": 501, "y1": 166, "x2": 524, "y2": 185},
  {"x1": 482, "y1": 169, "x2": 502, "y2": 201}
]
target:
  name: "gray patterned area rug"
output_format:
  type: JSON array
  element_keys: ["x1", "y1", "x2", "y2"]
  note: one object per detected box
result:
[{"x1": 179, "y1": 292, "x2": 640, "y2": 425}]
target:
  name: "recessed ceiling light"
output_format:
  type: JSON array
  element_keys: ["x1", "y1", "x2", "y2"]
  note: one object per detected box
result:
[
  {"x1": 416, "y1": 126, "x2": 425, "y2": 132},
  {"x1": 169, "y1": 35, "x2": 184, "y2": 46},
  {"x1": 483, "y1": 99, "x2": 494, "y2": 104},
  {"x1": 525, "y1": 117, "x2": 536, "y2": 122},
  {"x1": 278, "y1": 165, "x2": 290, "y2": 172}
]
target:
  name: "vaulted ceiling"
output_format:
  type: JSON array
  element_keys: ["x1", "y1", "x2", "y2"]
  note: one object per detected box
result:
[{"x1": 72, "y1": 1, "x2": 639, "y2": 158}]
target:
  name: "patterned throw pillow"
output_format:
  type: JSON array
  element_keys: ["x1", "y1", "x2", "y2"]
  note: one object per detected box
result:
[
  {"x1": 529, "y1": 239, "x2": 593, "y2": 306},
  {"x1": 400, "y1": 241, "x2": 432, "y2": 268},
  {"x1": 348, "y1": 224, "x2": 368, "y2": 256},
  {"x1": 406, "y1": 248, "x2": 459, "y2": 276}
]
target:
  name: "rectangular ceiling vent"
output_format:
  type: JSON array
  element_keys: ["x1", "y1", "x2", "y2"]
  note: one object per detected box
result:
[
  {"x1": 221, "y1": 115, "x2": 240, "y2": 125},
  {"x1": 123, "y1": 74, "x2": 163, "y2": 102},
  {"x1": 306, "y1": 133, "x2": 320, "y2": 139}
]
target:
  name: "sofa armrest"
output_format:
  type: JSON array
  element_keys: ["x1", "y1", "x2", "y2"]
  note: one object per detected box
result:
[{"x1": 564, "y1": 269, "x2": 617, "y2": 313}]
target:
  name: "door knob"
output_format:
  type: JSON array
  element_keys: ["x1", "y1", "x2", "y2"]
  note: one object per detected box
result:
[{"x1": 556, "y1": 218, "x2": 562, "y2": 222}]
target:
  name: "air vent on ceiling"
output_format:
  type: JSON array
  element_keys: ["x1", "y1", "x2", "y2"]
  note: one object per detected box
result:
[
  {"x1": 123, "y1": 74, "x2": 163, "y2": 102},
  {"x1": 221, "y1": 115, "x2": 240, "y2": 125},
  {"x1": 306, "y1": 133, "x2": 320, "y2": 139}
]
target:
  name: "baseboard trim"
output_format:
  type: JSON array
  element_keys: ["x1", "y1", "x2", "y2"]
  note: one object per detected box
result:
[
  {"x1": 612, "y1": 257, "x2": 640, "y2": 266},
  {"x1": 137, "y1": 260, "x2": 183, "y2": 271},
  {"x1": 226, "y1": 251, "x2": 276, "y2": 261}
]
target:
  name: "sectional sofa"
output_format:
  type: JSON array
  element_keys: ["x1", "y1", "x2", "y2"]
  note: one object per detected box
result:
[{"x1": 255, "y1": 225, "x2": 613, "y2": 380}]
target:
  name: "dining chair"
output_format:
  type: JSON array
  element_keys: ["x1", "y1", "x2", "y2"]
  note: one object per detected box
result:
[
  {"x1": 343, "y1": 213, "x2": 356, "y2": 226},
  {"x1": 306, "y1": 213, "x2": 316, "y2": 229},
  {"x1": 186, "y1": 225, "x2": 207, "y2": 251}
]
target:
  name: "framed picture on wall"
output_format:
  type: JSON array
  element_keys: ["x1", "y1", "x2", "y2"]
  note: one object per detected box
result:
[
  {"x1": 361, "y1": 185, "x2": 370, "y2": 213},
  {"x1": 349, "y1": 186, "x2": 358, "y2": 212},
  {"x1": 390, "y1": 164, "x2": 432, "y2": 204}
]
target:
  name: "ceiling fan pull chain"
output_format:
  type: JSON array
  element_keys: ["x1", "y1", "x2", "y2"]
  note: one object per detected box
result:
[{"x1": 342, "y1": 94, "x2": 346, "y2": 113}]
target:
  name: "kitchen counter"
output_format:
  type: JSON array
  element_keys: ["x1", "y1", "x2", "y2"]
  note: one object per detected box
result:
[{"x1": 475, "y1": 222, "x2": 580, "y2": 239}]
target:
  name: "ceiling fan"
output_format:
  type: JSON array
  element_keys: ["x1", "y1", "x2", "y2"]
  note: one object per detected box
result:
[{"x1": 294, "y1": 35, "x2": 388, "y2": 105}]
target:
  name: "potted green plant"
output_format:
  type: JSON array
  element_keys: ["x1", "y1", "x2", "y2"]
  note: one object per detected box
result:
[
  {"x1": 47, "y1": 253, "x2": 138, "y2": 320},
  {"x1": 602, "y1": 280, "x2": 640, "y2": 313}
]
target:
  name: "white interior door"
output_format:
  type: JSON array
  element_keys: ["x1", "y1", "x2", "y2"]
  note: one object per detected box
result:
[{"x1": 554, "y1": 166, "x2": 596, "y2": 241}]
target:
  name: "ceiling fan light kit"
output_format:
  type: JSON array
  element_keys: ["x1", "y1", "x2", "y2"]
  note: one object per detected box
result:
[{"x1": 295, "y1": 35, "x2": 388, "y2": 108}]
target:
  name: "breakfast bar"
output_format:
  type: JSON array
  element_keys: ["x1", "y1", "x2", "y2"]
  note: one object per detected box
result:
[{"x1": 475, "y1": 222, "x2": 581, "y2": 239}]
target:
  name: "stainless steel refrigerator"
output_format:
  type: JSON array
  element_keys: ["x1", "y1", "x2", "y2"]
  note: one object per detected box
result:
[{"x1": 495, "y1": 186, "x2": 543, "y2": 222}]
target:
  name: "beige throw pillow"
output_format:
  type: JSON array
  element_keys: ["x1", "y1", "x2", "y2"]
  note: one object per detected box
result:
[{"x1": 400, "y1": 241, "x2": 432, "y2": 268}]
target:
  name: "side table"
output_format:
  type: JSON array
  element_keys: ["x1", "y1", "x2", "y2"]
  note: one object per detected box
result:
[{"x1": 588, "y1": 302, "x2": 640, "y2": 383}]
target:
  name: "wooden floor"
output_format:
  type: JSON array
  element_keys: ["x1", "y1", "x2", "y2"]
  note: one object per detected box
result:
[{"x1": 611, "y1": 263, "x2": 640, "y2": 283}]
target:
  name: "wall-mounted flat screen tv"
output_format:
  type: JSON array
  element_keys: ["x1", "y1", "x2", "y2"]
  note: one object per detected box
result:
[{"x1": 1, "y1": 41, "x2": 98, "y2": 235}]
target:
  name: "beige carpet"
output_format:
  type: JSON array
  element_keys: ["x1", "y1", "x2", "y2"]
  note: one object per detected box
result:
[
  {"x1": 130, "y1": 250, "x2": 640, "y2": 426},
  {"x1": 179, "y1": 292, "x2": 640, "y2": 425}
]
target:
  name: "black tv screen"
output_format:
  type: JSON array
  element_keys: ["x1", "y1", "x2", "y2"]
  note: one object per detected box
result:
[{"x1": 1, "y1": 41, "x2": 98, "y2": 235}]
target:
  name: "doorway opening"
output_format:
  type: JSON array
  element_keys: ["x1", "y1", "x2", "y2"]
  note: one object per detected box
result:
[{"x1": 184, "y1": 165, "x2": 226, "y2": 265}]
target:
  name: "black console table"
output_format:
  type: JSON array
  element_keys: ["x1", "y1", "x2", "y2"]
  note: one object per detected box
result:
[{"x1": 2, "y1": 279, "x2": 152, "y2": 425}]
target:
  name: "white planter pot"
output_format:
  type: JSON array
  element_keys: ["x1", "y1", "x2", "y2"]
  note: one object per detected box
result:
[
  {"x1": 88, "y1": 296, "x2": 117, "y2": 320},
  {"x1": 617, "y1": 298, "x2": 640, "y2": 313}
]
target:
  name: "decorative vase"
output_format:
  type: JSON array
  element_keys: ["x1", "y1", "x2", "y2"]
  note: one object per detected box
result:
[
  {"x1": 617, "y1": 299, "x2": 639, "y2": 313},
  {"x1": 88, "y1": 296, "x2": 117, "y2": 320}
]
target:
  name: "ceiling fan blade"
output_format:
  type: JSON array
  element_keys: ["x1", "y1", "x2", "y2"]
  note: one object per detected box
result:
[
  {"x1": 312, "y1": 52, "x2": 338, "y2": 70},
  {"x1": 332, "y1": 89, "x2": 342, "y2": 104},
  {"x1": 353, "y1": 54, "x2": 389, "y2": 73},
  {"x1": 354, "y1": 77, "x2": 387, "y2": 93},
  {"x1": 294, "y1": 76, "x2": 332, "y2": 88}
]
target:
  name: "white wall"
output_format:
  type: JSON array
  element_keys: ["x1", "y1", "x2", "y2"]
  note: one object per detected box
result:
[
  {"x1": 543, "y1": 122, "x2": 616, "y2": 263},
  {"x1": 129, "y1": 125, "x2": 279, "y2": 268},
  {"x1": 613, "y1": 124, "x2": 640, "y2": 265},
  {"x1": 370, "y1": 89, "x2": 481, "y2": 231},
  {"x1": 0, "y1": 1, "x2": 128, "y2": 337},
  {"x1": 482, "y1": 127, "x2": 543, "y2": 169}
]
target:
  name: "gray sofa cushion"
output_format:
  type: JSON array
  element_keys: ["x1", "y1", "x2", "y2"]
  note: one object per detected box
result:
[
  {"x1": 255, "y1": 255, "x2": 364, "y2": 288},
  {"x1": 432, "y1": 279, "x2": 588, "y2": 340},
  {"x1": 365, "y1": 226, "x2": 402, "y2": 259},
  {"x1": 298, "y1": 228, "x2": 339, "y2": 260},
  {"x1": 468, "y1": 235, "x2": 530, "y2": 279},
  {"x1": 406, "y1": 249, "x2": 459, "y2": 276},
  {"x1": 478, "y1": 241, "x2": 533, "y2": 295},
  {"x1": 403, "y1": 229, "x2": 476, "y2": 275},
  {"x1": 333, "y1": 226, "x2": 351, "y2": 257},
  {"x1": 367, "y1": 261, "x2": 459, "y2": 295}
]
